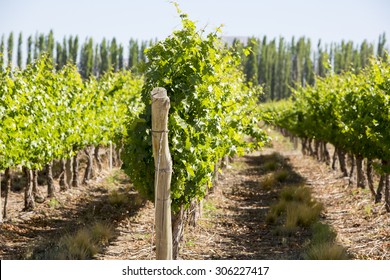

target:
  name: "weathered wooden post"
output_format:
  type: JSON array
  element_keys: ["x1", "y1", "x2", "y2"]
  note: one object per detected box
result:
[
  {"x1": 0, "y1": 172, "x2": 2, "y2": 223},
  {"x1": 151, "y1": 87, "x2": 173, "y2": 260},
  {"x1": 109, "y1": 140, "x2": 113, "y2": 170}
]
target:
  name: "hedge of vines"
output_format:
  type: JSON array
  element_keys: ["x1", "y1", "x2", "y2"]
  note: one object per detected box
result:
[
  {"x1": 0, "y1": 55, "x2": 143, "y2": 211},
  {"x1": 262, "y1": 56, "x2": 390, "y2": 211}
]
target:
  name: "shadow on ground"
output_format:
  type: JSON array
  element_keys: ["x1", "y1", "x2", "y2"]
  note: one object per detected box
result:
[
  {"x1": 209, "y1": 151, "x2": 311, "y2": 260},
  {"x1": 0, "y1": 172, "x2": 146, "y2": 260}
]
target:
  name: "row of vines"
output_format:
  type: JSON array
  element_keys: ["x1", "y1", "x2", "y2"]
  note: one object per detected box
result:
[
  {"x1": 261, "y1": 56, "x2": 390, "y2": 212},
  {"x1": 0, "y1": 55, "x2": 143, "y2": 219}
]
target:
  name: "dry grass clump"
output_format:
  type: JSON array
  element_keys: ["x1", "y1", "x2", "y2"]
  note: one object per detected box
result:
[
  {"x1": 310, "y1": 222, "x2": 337, "y2": 245},
  {"x1": 274, "y1": 169, "x2": 290, "y2": 182},
  {"x1": 263, "y1": 160, "x2": 279, "y2": 172},
  {"x1": 305, "y1": 242, "x2": 349, "y2": 260},
  {"x1": 266, "y1": 185, "x2": 323, "y2": 229},
  {"x1": 261, "y1": 174, "x2": 277, "y2": 190},
  {"x1": 90, "y1": 221, "x2": 114, "y2": 245},
  {"x1": 108, "y1": 190, "x2": 129, "y2": 206},
  {"x1": 304, "y1": 222, "x2": 349, "y2": 260},
  {"x1": 262, "y1": 152, "x2": 285, "y2": 172},
  {"x1": 56, "y1": 221, "x2": 114, "y2": 260},
  {"x1": 260, "y1": 169, "x2": 291, "y2": 190},
  {"x1": 266, "y1": 185, "x2": 348, "y2": 259},
  {"x1": 260, "y1": 152, "x2": 291, "y2": 189},
  {"x1": 59, "y1": 228, "x2": 98, "y2": 260}
]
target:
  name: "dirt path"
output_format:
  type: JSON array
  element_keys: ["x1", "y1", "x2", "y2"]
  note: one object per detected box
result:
[
  {"x1": 1, "y1": 130, "x2": 389, "y2": 259},
  {"x1": 267, "y1": 130, "x2": 390, "y2": 259},
  {"x1": 99, "y1": 148, "x2": 309, "y2": 260}
]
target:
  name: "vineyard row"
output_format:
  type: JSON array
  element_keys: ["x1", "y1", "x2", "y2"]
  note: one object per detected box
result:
[
  {"x1": 261, "y1": 56, "x2": 390, "y2": 211},
  {"x1": 0, "y1": 55, "x2": 143, "y2": 216}
]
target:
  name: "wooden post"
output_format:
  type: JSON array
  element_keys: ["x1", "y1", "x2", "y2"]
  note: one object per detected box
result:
[
  {"x1": 109, "y1": 141, "x2": 113, "y2": 170},
  {"x1": 151, "y1": 87, "x2": 173, "y2": 260},
  {"x1": 0, "y1": 172, "x2": 2, "y2": 223}
]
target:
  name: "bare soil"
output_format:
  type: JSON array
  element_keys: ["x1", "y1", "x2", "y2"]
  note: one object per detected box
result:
[{"x1": 1, "y1": 130, "x2": 389, "y2": 260}]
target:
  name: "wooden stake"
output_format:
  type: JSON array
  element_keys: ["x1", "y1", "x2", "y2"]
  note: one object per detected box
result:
[
  {"x1": 151, "y1": 87, "x2": 172, "y2": 260},
  {"x1": 0, "y1": 172, "x2": 2, "y2": 223},
  {"x1": 109, "y1": 141, "x2": 113, "y2": 170}
]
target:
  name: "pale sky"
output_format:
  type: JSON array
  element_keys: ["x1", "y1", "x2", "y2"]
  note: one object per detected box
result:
[{"x1": 0, "y1": 0, "x2": 389, "y2": 47}]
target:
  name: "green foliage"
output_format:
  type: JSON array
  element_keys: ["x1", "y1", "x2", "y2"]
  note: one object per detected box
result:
[
  {"x1": 0, "y1": 55, "x2": 143, "y2": 173},
  {"x1": 122, "y1": 9, "x2": 267, "y2": 212},
  {"x1": 261, "y1": 55, "x2": 390, "y2": 171}
]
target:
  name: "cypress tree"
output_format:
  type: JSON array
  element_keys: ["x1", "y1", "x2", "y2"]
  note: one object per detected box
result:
[
  {"x1": 68, "y1": 36, "x2": 73, "y2": 61},
  {"x1": 55, "y1": 42, "x2": 63, "y2": 70},
  {"x1": 118, "y1": 44, "x2": 124, "y2": 70},
  {"x1": 79, "y1": 38, "x2": 94, "y2": 79},
  {"x1": 62, "y1": 37, "x2": 68, "y2": 63},
  {"x1": 244, "y1": 38, "x2": 259, "y2": 84},
  {"x1": 17, "y1": 32, "x2": 23, "y2": 68},
  {"x1": 7, "y1": 32, "x2": 14, "y2": 67},
  {"x1": 317, "y1": 40, "x2": 330, "y2": 77},
  {"x1": 359, "y1": 40, "x2": 374, "y2": 68},
  {"x1": 93, "y1": 44, "x2": 101, "y2": 76},
  {"x1": 46, "y1": 30, "x2": 55, "y2": 60},
  {"x1": 304, "y1": 39, "x2": 314, "y2": 86},
  {"x1": 38, "y1": 33, "x2": 45, "y2": 54},
  {"x1": 283, "y1": 50, "x2": 292, "y2": 98},
  {"x1": 110, "y1": 38, "x2": 118, "y2": 71},
  {"x1": 128, "y1": 39, "x2": 139, "y2": 69},
  {"x1": 27, "y1": 35, "x2": 33, "y2": 65},
  {"x1": 0, "y1": 35, "x2": 4, "y2": 70},
  {"x1": 296, "y1": 38, "x2": 306, "y2": 86},
  {"x1": 100, "y1": 38, "x2": 110, "y2": 73},
  {"x1": 377, "y1": 33, "x2": 387, "y2": 59},
  {"x1": 344, "y1": 41, "x2": 354, "y2": 71},
  {"x1": 73, "y1": 36, "x2": 79, "y2": 63},
  {"x1": 275, "y1": 37, "x2": 286, "y2": 99},
  {"x1": 33, "y1": 33, "x2": 39, "y2": 59},
  {"x1": 352, "y1": 49, "x2": 361, "y2": 72},
  {"x1": 68, "y1": 35, "x2": 79, "y2": 63},
  {"x1": 268, "y1": 39, "x2": 277, "y2": 100},
  {"x1": 139, "y1": 41, "x2": 147, "y2": 63},
  {"x1": 258, "y1": 36, "x2": 268, "y2": 86}
]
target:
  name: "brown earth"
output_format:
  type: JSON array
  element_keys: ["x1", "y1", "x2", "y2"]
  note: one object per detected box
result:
[{"x1": 0, "y1": 130, "x2": 389, "y2": 260}]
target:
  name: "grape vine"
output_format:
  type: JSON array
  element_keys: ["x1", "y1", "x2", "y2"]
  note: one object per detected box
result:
[{"x1": 262, "y1": 56, "x2": 390, "y2": 211}]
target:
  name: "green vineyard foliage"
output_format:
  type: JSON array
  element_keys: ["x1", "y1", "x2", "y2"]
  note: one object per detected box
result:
[
  {"x1": 121, "y1": 9, "x2": 268, "y2": 212},
  {"x1": 0, "y1": 55, "x2": 143, "y2": 172},
  {"x1": 261, "y1": 56, "x2": 390, "y2": 172}
]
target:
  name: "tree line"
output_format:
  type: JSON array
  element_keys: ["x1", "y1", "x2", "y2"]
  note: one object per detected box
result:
[
  {"x1": 1, "y1": 31, "x2": 387, "y2": 99},
  {"x1": 0, "y1": 31, "x2": 154, "y2": 78},
  {"x1": 233, "y1": 33, "x2": 387, "y2": 100}
]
